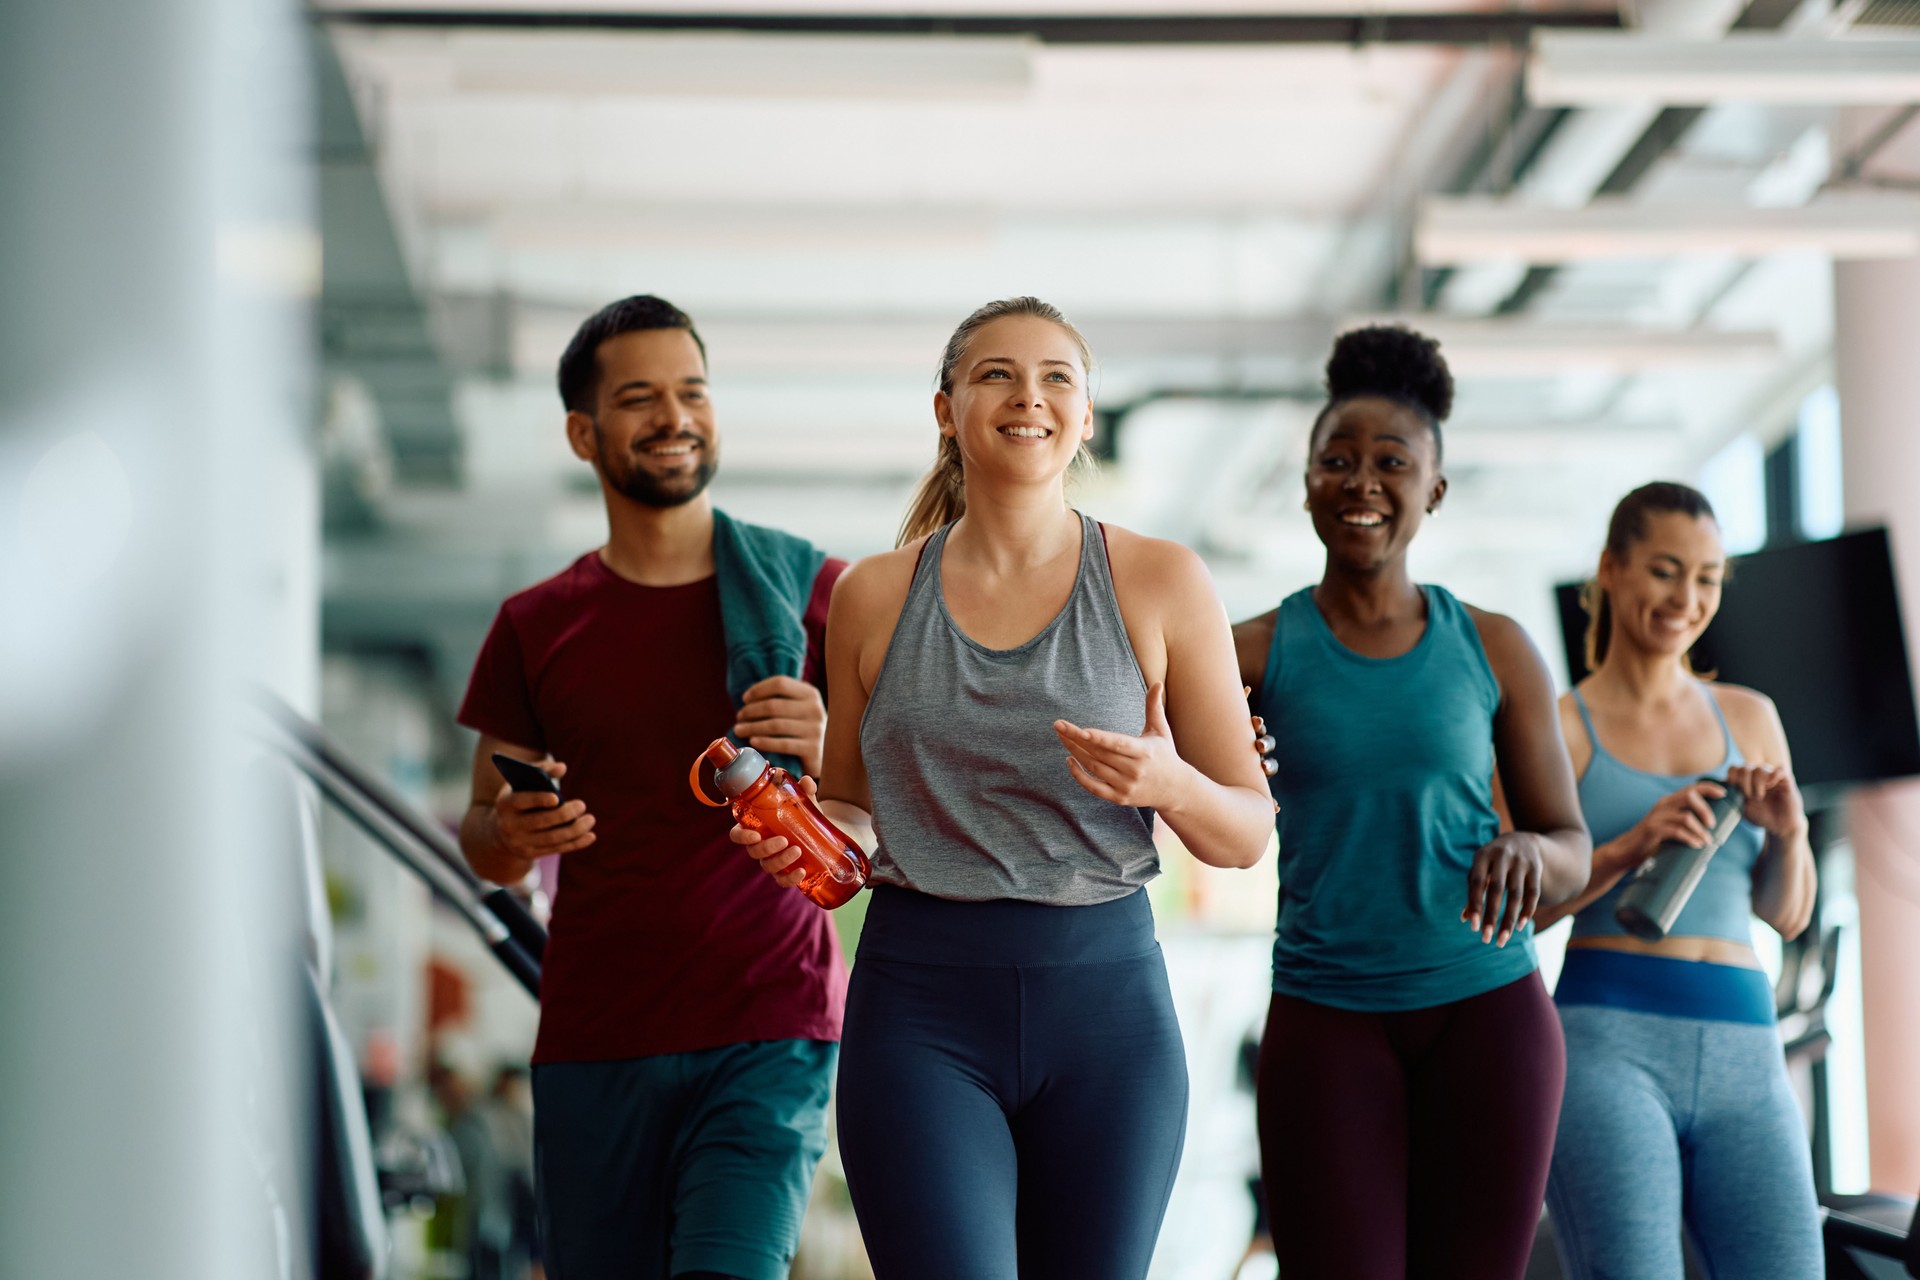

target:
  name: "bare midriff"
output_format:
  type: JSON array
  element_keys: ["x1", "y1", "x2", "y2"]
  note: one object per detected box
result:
[{"x1": 1567, "y1": 934, "x2": 1761, "y2": 969}]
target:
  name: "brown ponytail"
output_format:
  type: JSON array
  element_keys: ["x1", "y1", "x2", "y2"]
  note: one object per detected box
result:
[
  {"x1": 1582, "y1": 481, "x2": 1719, "y2": 675},
  {"x1": 896, "y1": 296, "x2": 1097, "y2": 548}
]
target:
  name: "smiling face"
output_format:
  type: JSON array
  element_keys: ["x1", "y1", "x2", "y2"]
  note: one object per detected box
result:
[
  {"x1": 1304, "y1": 395, "x2": 1446, "y2": 573},
  {"x1": 934, "y1": 314, "x2": 1093, "y2": 488},
  {"x1": 1597, "y1": 510, "x2": 1725, "y2": 660},
  {"x1": 566, "y1": 327, "x2": 717, "y2": 508}
]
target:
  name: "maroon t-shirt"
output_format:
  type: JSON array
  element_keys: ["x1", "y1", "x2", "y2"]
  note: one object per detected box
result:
[{"x1": 458, "y1": 550, "x2": 849, "y2": 1064}]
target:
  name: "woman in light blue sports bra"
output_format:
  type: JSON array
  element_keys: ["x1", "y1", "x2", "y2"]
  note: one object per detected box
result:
[{"x1": 1534, "y1": 481, "x2": 1821, "y2": 1279}]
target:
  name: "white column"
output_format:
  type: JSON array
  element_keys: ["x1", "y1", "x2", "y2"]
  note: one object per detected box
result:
[
  {"x1": 1834, "y1": 212, "x2": 1920, "y2": 1195},
  {"x1": 0, "y1": 0, "x2": 316, "y2": 1276}
]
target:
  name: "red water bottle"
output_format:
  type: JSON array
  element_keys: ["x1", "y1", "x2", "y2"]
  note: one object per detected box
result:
[{"x1": 689, "y1": 738, "x2": 870, "y2": 909}]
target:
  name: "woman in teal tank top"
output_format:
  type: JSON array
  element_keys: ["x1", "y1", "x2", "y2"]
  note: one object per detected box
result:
[
  {"x1": 1533, "y1": 482, "x2": 1820, "y2": 1278},
  {"x1": 1233, "y1": 326, "x2": 1592, "y2": 1280}
]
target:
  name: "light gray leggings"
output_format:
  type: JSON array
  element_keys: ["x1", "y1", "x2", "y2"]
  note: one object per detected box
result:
[{"x1": 1546, "y1": 1004, "x2": 1823, "y2": 1280}]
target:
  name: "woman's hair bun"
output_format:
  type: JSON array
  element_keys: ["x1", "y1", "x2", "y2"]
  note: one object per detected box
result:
[{"x1": 1325, "y1": 325, "x2": 1453, "y2": 424}]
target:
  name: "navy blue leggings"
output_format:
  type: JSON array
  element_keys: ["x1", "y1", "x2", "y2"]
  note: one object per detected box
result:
[{"x1": 836, "y1": 886, "x2": 1188, "y2": 1280}]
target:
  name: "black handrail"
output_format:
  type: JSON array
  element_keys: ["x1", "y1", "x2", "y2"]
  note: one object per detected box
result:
[{"x1": 254, "y1": 689, "x2": 546, "y2": 1000}]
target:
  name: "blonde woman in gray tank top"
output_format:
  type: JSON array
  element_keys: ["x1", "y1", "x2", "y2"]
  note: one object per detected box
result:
[{"x1": 732, "y1": 297, "x2": 1275, "y2": 1279}]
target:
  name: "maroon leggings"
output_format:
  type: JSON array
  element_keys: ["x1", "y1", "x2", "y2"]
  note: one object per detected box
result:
[{"x1": 1257, "y1": 972, "x2": 1565, "y2": 1280}]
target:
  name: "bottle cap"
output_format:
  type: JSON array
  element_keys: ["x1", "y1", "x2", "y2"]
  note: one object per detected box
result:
[
  {"x1": 712, "y1": 744, "x2": 769, "y2": 799},
  {"x1": 690, "y1": 737, "x2": 766, "y2": 807}
]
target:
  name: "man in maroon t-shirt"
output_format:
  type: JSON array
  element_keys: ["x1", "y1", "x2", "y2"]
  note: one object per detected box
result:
[{"x1": 457, "y1": 296, "x2": 848, "y2": 1280}]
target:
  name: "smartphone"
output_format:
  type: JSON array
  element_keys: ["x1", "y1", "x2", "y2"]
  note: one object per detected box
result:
[{"x1": 491, "y1": 752, "x2": 561, "y2": 796}]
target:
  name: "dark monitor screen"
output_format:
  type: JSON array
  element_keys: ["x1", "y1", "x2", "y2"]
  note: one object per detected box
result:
[{"x1": 1555, "y1": 527, "x2": 1920, "y2": 795}]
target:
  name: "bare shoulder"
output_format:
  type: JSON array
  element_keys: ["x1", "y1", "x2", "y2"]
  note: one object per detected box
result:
[
  {"x1": 1707, "y1": 680, "x2": 1787, "y2": 747},
  {"x1": 1232, "y1": 608, "x2": 1279, "y2": 649},
  {"x1": 1232, "y1": 608, "x2": 1279, "y2": 690},
  {"x1": 1706, "y1": 680, "x2": 1777, "y2": 720},
  {"x1": 1100, "y1": 522, "x2": 1214, "y2": 601},
  {"x1": 831, "y1": 540, "x2": 923, "y2": 622},
  {"x1": 1556, "y1": 688, "x2": 1590, "y2": 756},
  {"x1": 1460, "y1": 602, "x2": 1537, "y2": 664},
  {"x1": 1461, "y1": 604, "x2": 1559, "y2": 714}
]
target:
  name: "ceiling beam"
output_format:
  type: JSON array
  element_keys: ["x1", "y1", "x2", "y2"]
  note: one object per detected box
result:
[
  {"x1": 1528, "y1": 33, "x2": 1920, "y2": 107},
  {"x1": 1416, "y1": 194, "x2": 1920, "y2": 265},
  {"x1": 314, "y1": 5, "x2": 1624, "y2": 46},
  {"x1": 1348, "y1": 316, "x2": 1781, "y2": 375}
]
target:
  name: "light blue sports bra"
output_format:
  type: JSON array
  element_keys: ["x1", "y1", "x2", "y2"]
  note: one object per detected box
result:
[{"x1": 1568, "y1": 685, "x2": 1765, "y2": 944}]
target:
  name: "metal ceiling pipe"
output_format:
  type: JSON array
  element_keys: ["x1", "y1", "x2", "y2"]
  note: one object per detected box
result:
[{"x1": 315, "y1": 6, "x2": 1625, "y2": 45}]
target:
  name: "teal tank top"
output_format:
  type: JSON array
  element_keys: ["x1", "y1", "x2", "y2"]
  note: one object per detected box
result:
[
  {"x1": 1567, "y1": 685, "x2": 1764, "y2": 943},
  {"x1": 1255, "y1": 585, "x2": 1539, "y2": 1010}
]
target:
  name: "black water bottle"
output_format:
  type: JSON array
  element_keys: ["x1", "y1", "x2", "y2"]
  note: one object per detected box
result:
[{"x1": 1615, "y1": 783, "x2": 1746, "y2": 941}]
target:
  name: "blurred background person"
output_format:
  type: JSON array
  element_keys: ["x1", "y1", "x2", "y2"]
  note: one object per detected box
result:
[{"x1": 1534, "y1": 481, "x2": 1819, "y2": 1279}]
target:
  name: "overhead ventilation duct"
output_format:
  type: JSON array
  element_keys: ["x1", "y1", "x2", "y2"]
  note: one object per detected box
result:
[{"x1": 1841, "y1": 0, "x2": 1920, "y2": 29}]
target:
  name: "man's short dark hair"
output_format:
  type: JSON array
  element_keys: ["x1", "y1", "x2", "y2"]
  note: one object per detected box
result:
[{"x1": 557, "y1": 295, "x2": 707, "y2": 415}]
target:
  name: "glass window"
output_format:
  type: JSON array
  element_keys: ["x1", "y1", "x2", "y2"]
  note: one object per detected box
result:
[
  {"x1": 1796, "y1": 385, "x2": 1844, "y2": 541},
  {"x1": 1698, "y1": 433, "x2": 1766, "y2": 555}
]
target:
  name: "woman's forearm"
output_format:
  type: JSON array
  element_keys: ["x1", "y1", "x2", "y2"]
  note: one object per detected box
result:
[
  {"x1": 1538, "y1": 826, "x2": 1594, "y2": 906},
  {"x1": 817, "y1": 798, "x2": 878, "y2": 856},
  {"x1": 1156, "y1": 765, "x2": 1274, "y2": 870},
  {"x1": 1533, "y1": 834, "x2": 1633, "y2": 930},
  {"x1": 1752, "y1": 823, "x2": 1815, "y2": 940}
]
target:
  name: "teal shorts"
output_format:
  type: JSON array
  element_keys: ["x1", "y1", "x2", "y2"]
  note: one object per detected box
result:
[{"x1": 532, "y1": 1039, "x2": 837, "y2": 1280}]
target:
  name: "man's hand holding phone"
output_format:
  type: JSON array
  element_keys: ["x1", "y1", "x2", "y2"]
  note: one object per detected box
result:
[{"x1": 489, "y1": 752, "x2": 597, "y2": 862}]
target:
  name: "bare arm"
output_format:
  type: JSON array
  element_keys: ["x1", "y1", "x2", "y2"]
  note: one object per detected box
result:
[
  {"x1": 1058, "y1": 540, "x2": 1273, "y2": 869},
  {"x1": 1468, "y1": 610, "x2": 1591, "y2": 944},
  {"x1": 457, "y1": 734, "x2": 596, "y2": 886},
  {"x1": 1530, "y1": 782, "x2": 1724, "y2": 932},
  {"x1": 736, "y1": 553, "x2": 901, "y2": 887},
  {"x1": 804, "y1": 573, "x2": 881, "y2": 866},
  {"x1": 1233, "y1": 610, "x2": 1278, "y2": 698},
  {"x1": 1726, "y1": 690, "x2": 1815, "y2": 940}
]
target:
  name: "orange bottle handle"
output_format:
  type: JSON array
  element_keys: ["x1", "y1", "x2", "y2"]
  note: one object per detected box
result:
[{"x1": 688, "y1": 754, "x2": 730, "y2": 808}]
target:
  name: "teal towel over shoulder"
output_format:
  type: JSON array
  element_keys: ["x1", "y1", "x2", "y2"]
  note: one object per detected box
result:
[{"x1": 711, "y1": 508, "x2": 827, "y2": 776}]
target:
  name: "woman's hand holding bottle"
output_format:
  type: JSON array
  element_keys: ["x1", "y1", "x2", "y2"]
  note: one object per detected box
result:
[
  {"x1": 1726, "y1": 763, "x2": 1804, "y2": 840},
  {"x1": 692, "y1": 737, "x2": 870, "y2": 908},
  {"x1": 1612, "y1": 780, "x2": 1727, "y2": 874},
  {"x1": 731, "y1": 774, "x2": 821, "y2": 890}
]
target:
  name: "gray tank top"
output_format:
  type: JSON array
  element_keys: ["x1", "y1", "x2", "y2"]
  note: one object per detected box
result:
[{"x1": 858, "y1": 511, "x2": 1160, "y2": 904}]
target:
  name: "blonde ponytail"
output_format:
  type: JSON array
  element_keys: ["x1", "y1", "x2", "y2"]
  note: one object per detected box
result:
[
  {"x1": 896, "y1": 295, "x2": 1096, "y2": 549},
  {"x1": 897, "y1": 434, "x2": 968, "y2": 548}
]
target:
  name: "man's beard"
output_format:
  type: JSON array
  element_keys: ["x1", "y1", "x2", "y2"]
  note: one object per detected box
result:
[{"x1": 597, "y1": 425, "x2": 717, "y2": 509}]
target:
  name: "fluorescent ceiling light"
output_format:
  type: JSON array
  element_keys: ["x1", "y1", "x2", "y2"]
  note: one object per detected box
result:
[
  {"x1": 490, "y1": 204, "x2": 997, "y2": 253},
  {"x1": 1416, "y1": 194, "x2": 1920, "y2": 265},
  {"x1": 448, "y1": 30, "x2": 1034, "y2": 99},
  {"x1": 1528, "y1": 32, "x2": 1920, "y2": 106},
  {"x1": 1345, "y1": 317, "x2": 1780, "y2": 376},
  {"x1": 1442, "y1": 425, "x2": 1680, "y2": 467}
]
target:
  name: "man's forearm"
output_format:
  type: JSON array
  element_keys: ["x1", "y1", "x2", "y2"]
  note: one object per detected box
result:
[{"x1": 460, "y1": 803, "x2": 534, "y2": 885}]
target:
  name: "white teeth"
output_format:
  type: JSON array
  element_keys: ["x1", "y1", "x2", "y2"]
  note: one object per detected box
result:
[
  {"x1": 645, "y1": 444, "x2": 695, "y2": 456},
  {"x1": 1002, "y1": 426, "x2": 1050, "y2": 438},
  {"x1": 1341, "y1": 512, "x2": 1384, "y2": 526}
]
